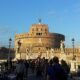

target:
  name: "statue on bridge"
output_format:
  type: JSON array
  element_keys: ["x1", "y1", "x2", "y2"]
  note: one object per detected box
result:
[{"x1": 60, "y1": 40, "x2": 65, "y2": 53}]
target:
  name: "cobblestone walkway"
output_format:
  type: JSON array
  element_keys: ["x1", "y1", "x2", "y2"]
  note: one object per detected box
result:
[{"x1": 25, "y1": 69, "x2": 43, "y2": 80}]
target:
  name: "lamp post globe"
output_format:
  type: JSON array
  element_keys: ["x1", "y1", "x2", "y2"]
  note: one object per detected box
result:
[
  {"x1": 72, "y1": 38, "x2": 74, "y2": 44},
  {"x1": 9, "y1": 38, "x2": 12, "y2": 42}
]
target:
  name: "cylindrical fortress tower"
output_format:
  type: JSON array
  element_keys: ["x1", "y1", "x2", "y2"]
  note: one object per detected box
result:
[{"x1": 15, "y1": 22, "x2": 65, "y2": 58}]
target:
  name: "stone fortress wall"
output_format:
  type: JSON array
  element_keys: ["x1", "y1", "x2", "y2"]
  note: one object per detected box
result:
[
  {"x1": 14, "y1": 22, "x2": 80, "y2": 61},
  {"x1": 15, "y1": 23, "x2": 65, "y2": 54}
]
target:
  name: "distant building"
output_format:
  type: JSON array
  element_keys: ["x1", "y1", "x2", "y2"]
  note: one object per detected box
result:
[
  {"x1": 14, "y1": 21, "x2": 80, "y2": 61},
  {"x1": 0, "y1": 47, "x2": 15, "y2": 60},
  {"x1": 15, "y1": 22, "x2": 65, "y2": 59}
]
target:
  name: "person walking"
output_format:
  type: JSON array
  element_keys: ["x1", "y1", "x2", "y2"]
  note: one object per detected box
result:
[
  {"x1": 47, "y1": 56, "x2": 67, "y2": 80},
  {"x1": 15, "y1": 60, "x2": 26, "y2": 80}
]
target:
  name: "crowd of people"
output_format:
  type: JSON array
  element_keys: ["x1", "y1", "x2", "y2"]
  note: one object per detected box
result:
[{"x1": 1, "y1": 56, "x2": 80, "y2": 80}]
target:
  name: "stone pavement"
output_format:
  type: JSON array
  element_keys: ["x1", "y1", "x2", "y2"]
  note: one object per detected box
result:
[
  {"x1": 26, "y1": 69, "x2": 78, "y2": 80},
  {"x1": 26, "y1": 69, "x2": 73, "y2": 80},
  {"x1": 24, "y1": 69, "x2": 43, "y2": 80}
]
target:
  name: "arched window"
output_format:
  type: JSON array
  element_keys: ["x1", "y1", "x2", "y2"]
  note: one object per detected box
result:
[
  {"x1": 36, "y1": 33, "x2": 42, "y2": 36},
  {"x1": 45, "y1": 28, "x2": 47, "y2": 31},
  {"x1": 36, "y1": 28, "x2": 38, "y2": 31},
  {"x1": 41, "y1": 28, "x2": 42, "y2": 31},
  {"x1": 32, "y1": 28, "x2": 34, "y2": 31}
]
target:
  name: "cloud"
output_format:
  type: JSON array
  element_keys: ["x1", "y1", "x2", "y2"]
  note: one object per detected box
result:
[
  {"x1": 48, "y1": 11, "x2": 56, "y2": 16},
  {"x1": 0, "y1": 26, "x2": 17, "y2": 35},
  {"x1": 0, "y1": 26, "x2": 16, "y2": 47},
  {"x1": 48, "y1": 11, "x2": 56, "y2": 15},
  {"x1": 71, "y1": 3, "x2": 80, "y2": 14}
]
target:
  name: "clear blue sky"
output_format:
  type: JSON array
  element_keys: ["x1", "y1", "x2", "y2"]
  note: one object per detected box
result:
[{"x1": 0, "y1": 0, "x2": 80, "y2": 48}]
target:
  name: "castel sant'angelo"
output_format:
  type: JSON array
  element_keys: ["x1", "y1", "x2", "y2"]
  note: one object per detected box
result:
[{"x1": 15, "y1": 20, "x2": 80, "y2": 63}]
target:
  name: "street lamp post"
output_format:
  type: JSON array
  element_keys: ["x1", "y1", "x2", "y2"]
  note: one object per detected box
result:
[
  {"x1": 17, "y1": 40, "x2": 21, "y2": 59},
  {"x1": 8, "y1": 38, "x2": 12, "y2": 70},
  {"x1": 8, "y1": 38, "x2": 12, "y2": 60},
  {"x1": 72, "y1": 38, "x2": 75, "y2": 60}
]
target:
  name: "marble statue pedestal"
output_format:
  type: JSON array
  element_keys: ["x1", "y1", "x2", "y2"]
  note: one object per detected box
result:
[
  {"x1": 60, "y1": 53, "x2": 66, "y2": 61},
  {"x1": 70, "y1": 60, "x2": 77, "y2": 72},
  {"x1": 15, "y1": 53, "x2": 20, "y2": 59}
]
